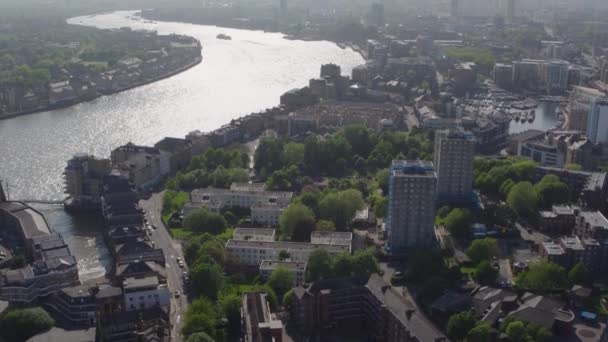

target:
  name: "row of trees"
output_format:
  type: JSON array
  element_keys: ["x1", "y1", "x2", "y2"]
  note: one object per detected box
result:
[
  {"x1": 0, "y1": 307, "x2": 55, "y2": 341},
  {"x1": 279, "y1": 188, "x2": 365, "y2": 241},
  {"x1": 446, "y1": 311, "x2": 552, "y2": 342},
  {"x1": 166, "y1": 148, "x2": 249, "y2": 191},
  {"x1": 306, "y1": 248, "x2": 380, "y2": 282},
  {"x1": 254, "y1": 125, "x2": 434, "y2": 183}
]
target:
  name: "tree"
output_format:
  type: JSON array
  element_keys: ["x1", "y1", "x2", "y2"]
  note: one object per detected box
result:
[
  {"x1": 446, "y1": 311, "x2": 477, "y2": 341},
  {"x1": 278, "y1": 250, "x2": 291, "y2": 261},
  {"x1": 505, "y1": 321, "x2": 527, "y2": 341},
  {"x1": 190, "y1": 261, "x2": 225, "y2": 299},
  {"x1": 437, "y1": 205, "x2": 452, "y2": 220},
  {"x1": 282, "y1": 142, "x2": 305, "y2": 166},
  {"x1": 254, "y1": 138, "x2": 284, "y2": 175},
  {"x1": 507, "y1": 181, "x2": 538, "y2": 217},
  {"x1": 186, "y1": 332, "x2": 215, "y2": 342},
  {"x1": 220, "y1": 294, "x2": 242, "y2": 331},
  {"x1": 372, "y1": 194, "x2": 388, "y2": 219},
  {"x1": 307, "y1": 249, "x2": 333, "y2": 281},
  {"x1": 517, "y1": 261, "x2": 568, "y2": 292},
  {"x1": 376, "y1": 168, "x2": 389, "y2": 194},
  {"x1": 296, "y1": 191, "x2": 321, "y2": 217},
  {"x1": 342, "y1": 124, "x2": 374, "y2": 158},
  {"x1": 333, "y1": 252, "x2": 354, "y2": 277},
  {"x1": 444, "y1": 208, "x2": 473, "y2": 237},
  {"x1": 318, "y1": 189, "x2": 364, "y2": 230},
  {"x1": 279, "y1": 203, "x2": 316, "y2": 241},
  {"x1": 568, "y1": 262, "x2": 589, "y2": 285},
  {"x1": 475, "y1": 260, "x2": 498, "y2": 285},
  {"x1": 182, "y1": 298, "x2": 218, "y2": 339},
  {"x1": 466, "y1": 238, "x2": 498, "y2": 264},
  {"x1": 267, "y1": 267, "x2": 295, "y2": 298},
  {"x1": 351, "y1": 249, "x2": 380, "y2": 275},
  {"x1": 0, "y1": 307, "x2": 54, "y2": 341},
  {"x1": 534, "y1": 175, "x2": 570, "y2": 208},
  {"x1": 466, "y1": 323, "x2": 493, "y2": 342},
  {"x1": 184, "y1": 208, "x2": 228, "y2": 235},
  {"x1": 316, "y1": 220, "x2": 336, "y2": 232}
]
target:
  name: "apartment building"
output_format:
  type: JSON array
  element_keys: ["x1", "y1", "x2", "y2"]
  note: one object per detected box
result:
[
  {"x1": 433, "y1": 129, "x2": 475, "y2": 203},
  {"x1": 386, "y1": 160, "x2": 437, "y2": 255},
  {"x1": 110, "y1": 142, "x2": 163, "y2": 191},
  {"x1": 289, "y1": 274, "x2": 447, "y2": 341},
  {"x1": 233, "y1": 228, "x2": 276, "y2": 242},
  {"x1": 241, "y1": 292, "x2": 283, "y2": 342},
  {"x1": 64, "y1": 153, "x2": 111, "y2": 208},
  {"x1": 569, "y1": 86, "x2": 606, "y2": 132},
  {"x1": 259, "y1": 260, "x2": 306, "y2": 285}
]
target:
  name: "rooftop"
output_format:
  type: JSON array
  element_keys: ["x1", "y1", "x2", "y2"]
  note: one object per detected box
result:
[
  {"x1": 259, "y1": 260, "x2": 307, "y2": 271},
  {"x1": 225, "y1": 239, "x2": 350, "y2": 253},
  {"x1": 123, "y1": 276, "x2": 160, "y2": 291}
]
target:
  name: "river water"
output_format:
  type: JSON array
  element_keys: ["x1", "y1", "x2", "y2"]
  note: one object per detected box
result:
[{"x1": 0, "y1": 11, "x2": 364, "y2": 280}]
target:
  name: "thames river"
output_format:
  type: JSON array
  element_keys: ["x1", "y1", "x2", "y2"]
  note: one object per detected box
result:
[{"x1": 0, "y1": 11, "x2": 364, "y2": 279}]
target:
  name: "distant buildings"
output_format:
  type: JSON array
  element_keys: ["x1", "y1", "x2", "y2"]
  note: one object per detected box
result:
[
  {"x1": 434, "y1": 129, "x2": 475, "y2": 204},
  {"x1": 386, "y1": 160, "x2": 437, "y2": 255},
  {"x1": 0, "y1": 201, "x2": 79, "y2": 303},
  {"x1": 288, "y1": 274, "x2": 447, "y2": 341},
  {"x1": 532, "y1": 166, "x2": 607, "y2": 211}
]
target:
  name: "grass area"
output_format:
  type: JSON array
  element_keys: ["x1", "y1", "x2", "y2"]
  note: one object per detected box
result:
[
  {"x1": 460, "y1": 265, "x2": 476, "y2": 275},
  {"x1": 170, "y1": 228, "x2": 195, "y2": 240}
]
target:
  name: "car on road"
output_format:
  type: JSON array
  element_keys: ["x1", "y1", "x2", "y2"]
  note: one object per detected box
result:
[
  {"x1": 178, "y1": 261, "x2": 185, "y2": 268},
  {"x1": 174, "y1": 290, "x2": 180, "y2": 298}
]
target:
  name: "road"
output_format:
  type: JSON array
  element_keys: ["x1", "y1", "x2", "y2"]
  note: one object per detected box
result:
[{"x1": 140, "y1": 192, "x2": 187, "y2": 342}]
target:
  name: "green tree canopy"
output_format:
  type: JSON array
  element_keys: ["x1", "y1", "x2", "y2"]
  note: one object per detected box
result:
[
  {"x1": 182, "y1": 298, "x2": 218, "y2": 339},
  {"x1": 267, "y1": 267, "x2": 295, "y2": 298},
  {"x1": 282, "y1": 142, "x2": 305, "y2": 166},
  {"x1": 507, "y1": 181, "x2": 538, "y2": 217},
  {"x1": 534, "y1": 175, "x2": 570, "y2": 208},
  {"x1": 190, "y1": 260, "x2": 225, "y2": 300},
  {"x1": 568, "y1": 262, "x2": 589, "y2": 285},
  {"x1": 279, "y1": 203, "x2": 316, "y2": 241},
  {"x1": 316, "y1": 220, "x2": 336, "y2": 232},
  {"x1": 306, "y1": 249, "x2": 333, "y2": 282},
  {"x1": 466, "y1": 323, "x2": 494, "y2": 342},
  {"x1": 446, "y1": 311, "x2": 477, "y2": 341},
  {"x1": 475, "y1": 260, "x2": 498, "y2": 285},
  {"x1": 0, "y1": 307, "x2": 55, "y2": 341},
  {"x1": 220, "y1": 294, "x2": 242, "y2": 331},
  {"x1": 505, "y1": 321, "x2": 527, "y2": 341},
  {"x1": 444, "y1": 208, "x2": 473, "y2": 237},
  {"x1": 465, "y1": 238, "x2": 498, "y2": 264},
  {"x1": 184, "y1": 208, "x2": 228, "y2": 235},
  {"x1": 517, "y1": 261, "x2": 568, "y2": 292},
  {"x1": 318, "y1": 189, "x2": 364, "y2": 230}
]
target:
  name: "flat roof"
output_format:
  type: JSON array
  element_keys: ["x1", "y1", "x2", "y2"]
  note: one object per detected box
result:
[
  {"x1": 259, "y1": 260, "x2": 307, "y2": 271},
  {"x1": 123, "y1": 276, "x2": 159, "y2": 290},
  {"x1": 225, "y1": 239, "x2": 350, "y2": 253}
]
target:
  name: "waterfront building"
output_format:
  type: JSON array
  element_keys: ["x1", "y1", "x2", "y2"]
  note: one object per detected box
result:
[
  {"x1": 241, "y1": 292, "x2": 283, "y2": 342},
  {"x1": 433, "y1": 129, "x2": 475, "y2": 204},
  {"x1": 386, "y1": 160, "x2": 437, "y2": 255},
  {"x1": 123, "y1": 276, "x2": 170, "y2": 311},
  {"x1": 569, "y1": 86, "x2": 606, "y2": 132},
  {"x1": 64, "y1": 154, "x2": 111, "y2": 209},
  {"x1": 288, "y1": 274, "x2": 447, "y2": 341},
  {"x1": 110, "y1": 142, "x2": 163, "y2": 191},
  {"x1": 463, "y1": 111, "x2": 510, "y2": 154},
  {"x1": 511, "y1": 59, "x2": 570, "y2": 94},
  {"x1": 520, "y1": 140, "x2": 565, "y2": 167},
  {"x1": 0, "y1": 201, "x2": 79, "y2": 303},
  {"x1": 154, "y1": 137, "x2": 193, "y2": 175},
  {"x1": 586, "y1": 100, "x2": 608, "y2": 144}
]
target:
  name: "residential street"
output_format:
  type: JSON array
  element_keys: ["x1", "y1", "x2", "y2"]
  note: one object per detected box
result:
[{"x1": 140, "y1": 192, "x2": 187, "y2": 342}]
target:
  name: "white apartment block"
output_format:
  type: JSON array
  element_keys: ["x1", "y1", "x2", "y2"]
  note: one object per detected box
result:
[
  {"x1": 310, "y1": 231, "x2": 353, "y2": 246},
  {"x1": 259, "y1": 260, "x2": 307, "y2": 285},
  {"x1": 225, "y1": 240, "x2": 350, "y2": 267},
  {"x1": 233, "y1": 228, "x2": 276, "y2": 242},
  {"x1": 251, "y1": 203, "x2": 284, "y2": 227}
]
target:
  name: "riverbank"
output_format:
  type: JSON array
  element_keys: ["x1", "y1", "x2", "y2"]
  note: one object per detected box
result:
[{"x1": 0, "y1": 55, "x2": 202, "y2": 121}]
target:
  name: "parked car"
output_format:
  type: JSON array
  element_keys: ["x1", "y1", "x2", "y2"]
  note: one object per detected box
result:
[{"x1": 174, "y1": 290, "x2": 180, "y2": 298}]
